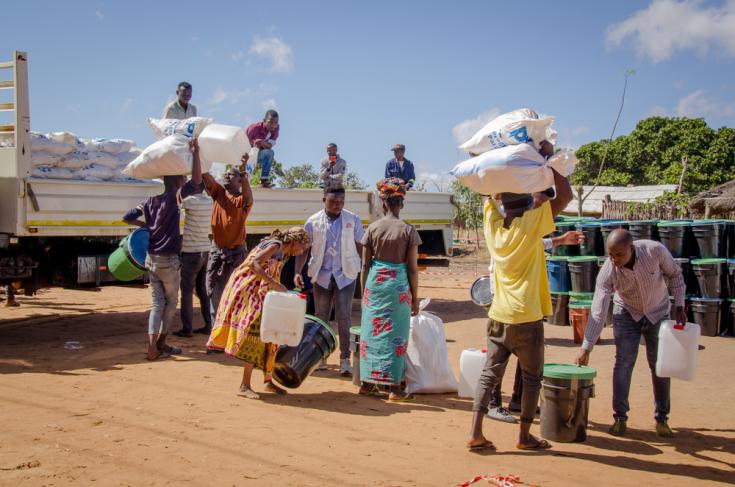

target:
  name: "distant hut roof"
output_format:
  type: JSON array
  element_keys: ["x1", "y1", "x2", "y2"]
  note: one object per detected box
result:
[{"x1": 689, "y1": 180, "x2": 735, "y2": 215}]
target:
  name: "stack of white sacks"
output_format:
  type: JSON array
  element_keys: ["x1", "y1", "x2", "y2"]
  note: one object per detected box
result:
[
  {"x1": 30, "y1": 132, "x2": 144, "y2": 182},
  {"x1": 451, "y1": 108, "x2": 578, "y2": 195}
]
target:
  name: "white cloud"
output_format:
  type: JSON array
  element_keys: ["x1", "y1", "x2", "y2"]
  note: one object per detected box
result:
[
  {"x1": 210, "y1": 86, "x2": 252, "y2": 105},
  {"x1": 120, "y1": 98, "x2": 133, "y2": 114},
  {"x1": 649, "y1": 105, "x2": 670, "y2": 116},
  {"x1": 606, "y1": 0, "x2": 735, "y2": 62},
  {"x1": 231, "y1": 50, "x2": 245, "y2": 62},
  {"x1": 249, "y1": 36, "x2": 293, "y2": 73},
  {"x1": 451, "y1": 108, "x2": 502, "y2": 145},
  {"x1": 261, "y1": 98, "x2": 278, "y2": 110},
  {"x1": 675, "y1": 89, "x2": 735, "y2": 117},
  {"x1": 95, "y1": 10, "x2": 104, "y2": 19}
]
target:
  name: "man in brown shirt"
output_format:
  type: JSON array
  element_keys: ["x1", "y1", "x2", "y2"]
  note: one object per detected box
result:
[{"x1": 199, "y1": 158, "x2": 254, "y2": 333}]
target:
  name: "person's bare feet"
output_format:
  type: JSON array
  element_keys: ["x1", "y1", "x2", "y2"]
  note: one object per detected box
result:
[
  {"x1": 4, "y1": 300, "x2": 19, "y2": 307},
  {"x1": 264, "y1": 381, "x2": 287, "y2": 395},
  {"x1": 237, "y1": 386, "x2": 260, "y2": 399}
]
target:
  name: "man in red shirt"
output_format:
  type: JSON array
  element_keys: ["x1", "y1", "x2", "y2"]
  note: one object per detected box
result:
[{"x1": 246, "y1": 110, "x2": 279, "y2": 188}]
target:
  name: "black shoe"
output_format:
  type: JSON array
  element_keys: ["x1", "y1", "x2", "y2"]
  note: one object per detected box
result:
[
  {"x1": 206, "y1": 349, "x2": 224, "y2": 355},
  {"x1": 193, "y1": 327, "x2": 212, "y2": 335},
  {"x1": 508, "y1": 401, "x2": 521, "y2": 413},
  {"x1": 173, "y1": 330, "x2": 193, "y2": 338}
]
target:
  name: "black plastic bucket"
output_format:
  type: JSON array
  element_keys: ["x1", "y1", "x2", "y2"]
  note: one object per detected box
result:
[
  {"x1": 600, "y1": 221, "x2": 629, "y2": 244},
  {"x1": 726, "y1": 221, "x2": 735, "y2": 258},
  {"x1": 727, "y1": 259, "x2": 735, "y2": 299},
  {"x1": 691, "y1": 220, "x2": 725, "y2": 259},
  {"x1": 552, "y1": 223, "x2": 579, "y2": 257},
  {"x1": 691, "y1": 258, "x2": 727, "y2": 298},
  {"x1": 567, "y1": 256, "x2": 599, "y2": 293},
  {"x1": 657, "y1": 221, "x2": 690, "y2": 258},
  {"x1": 690, "y1": 297, "x2": 722, "y2": 337},
  {"x1": 549, "y1": 292, "x2": 570, "y2": 326},
  {"x1": 540, "y1": 363, "x2": 596, "y2": 443},
  {"x1": 727, "y1": 299, "x2": 735, "y2": 337},
  {"x1": 576, "y1": 222, "x2": 603, "y2": 256},
  {"x1": 272, "y1": 315, "x2": 338, "y2": 388},
  {"x1": 629, "y1": 220, "x2": 660, "y2": 242}
]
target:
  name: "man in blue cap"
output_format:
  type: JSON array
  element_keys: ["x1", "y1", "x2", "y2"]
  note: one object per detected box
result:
[{"x1": 384, "y1": 144, "x2": 416, "y2": 190}]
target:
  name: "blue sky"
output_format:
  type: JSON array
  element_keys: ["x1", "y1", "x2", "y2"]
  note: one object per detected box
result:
[{"x1": 3, "y1": 0, "x2": 735, "y2": 189}]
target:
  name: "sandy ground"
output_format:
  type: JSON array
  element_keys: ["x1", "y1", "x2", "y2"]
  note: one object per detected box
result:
[{"x1": 1, "y1": 250, "x2": 734, "y2": 486}]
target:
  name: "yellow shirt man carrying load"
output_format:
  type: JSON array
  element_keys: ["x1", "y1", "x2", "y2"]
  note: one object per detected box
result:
[{"x1": 467, "y1": 140, "x2": 573, "y2": 452}]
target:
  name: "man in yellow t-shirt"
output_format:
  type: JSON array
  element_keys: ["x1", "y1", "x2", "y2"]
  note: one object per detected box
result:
[{"x1": 467, "y1": 156, "x2": 572, "y2": 452}]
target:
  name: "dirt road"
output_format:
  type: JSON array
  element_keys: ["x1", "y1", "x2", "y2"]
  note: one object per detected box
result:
[{"x1": 1, "y1": 268, "x2": 734, "y2": 486}]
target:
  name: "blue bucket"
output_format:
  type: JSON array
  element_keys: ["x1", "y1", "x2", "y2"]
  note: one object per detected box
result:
[{"x1": 547, "y1": 256, "x2": 571, "y2": 293}]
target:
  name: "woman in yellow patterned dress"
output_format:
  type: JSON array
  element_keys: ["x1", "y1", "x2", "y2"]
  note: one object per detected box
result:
[{"x1": 207, "y1": 227, "x2": 310, "y2": 399}]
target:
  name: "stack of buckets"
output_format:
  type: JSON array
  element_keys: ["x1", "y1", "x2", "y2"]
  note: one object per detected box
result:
[{"x1": 547, "y1": 217, "x2": 735, "y2": 338}]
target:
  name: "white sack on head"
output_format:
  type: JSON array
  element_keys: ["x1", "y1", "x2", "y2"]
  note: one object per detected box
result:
[
  {"x1": 547, "y1": 149, "x2": 578, "y2": 177},
  {"x1": 31, "y1": 151, "x2": 62, "y2": 167},
  {"x1": 30, "y1": 132, "x2": 76, "y2": 155},
  {"x1": 458, "y1": 108, "x2": 555, "y2": 155},
  {"x1": 451, "y1": 143, "x2": 554, "y2": 195},
  {"x1": 85, "y1": 138, "x2": 135, "y2": 154},
  {"x1": 148, "y1": 117, "x2": 213, "y2": 141},
  {"x1": 123, "y1": 134, "x2": 204, "y2": 179}
]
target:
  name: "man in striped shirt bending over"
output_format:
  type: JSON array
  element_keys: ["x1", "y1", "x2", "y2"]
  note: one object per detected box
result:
[{"x1": 575, "y1": 229, "x2": 686, "y2": 438}]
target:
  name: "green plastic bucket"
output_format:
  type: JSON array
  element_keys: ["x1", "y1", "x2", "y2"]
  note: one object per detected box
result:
[{"x1": 108, "y1": 228, "x2": 149, "y2": 282}]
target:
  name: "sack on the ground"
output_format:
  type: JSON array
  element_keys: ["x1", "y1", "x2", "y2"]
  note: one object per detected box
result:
[
  {"x1": 148, "y1": 117, "x2": 213, "y2": 140},
  {"x1": 405, "y1": 299, "x2": 459, "y2": 394},
  {"x1": 60, "y1": 150, "x2": 119, "y2": 169},
  {"x1": 547, "y1": 149, "x2": 578, "y2": 177},
  {"x1": 31, "y1": 151, "x2": 62, "y2": 167},
  {"x1": 123, "y1": 134, "x2": 204, "y2": 179},
  {"x1": 85, "y1": 138, "x2": 135, "y2": 154},
  {"x1": 30, "y1": 132, "x2": 76, "y2": 155},
  {"x1": 459, "y1": 108, "x2": 556, "y2": 155},
  {"x1": 451, "y1": 143, "x2": 554, "y2": 195},
  {"x1": 31, "y1": 165, "x2": 74, "y2": 179}
]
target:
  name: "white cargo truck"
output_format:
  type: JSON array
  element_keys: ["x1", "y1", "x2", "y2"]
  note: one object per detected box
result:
[{"x1": 0, "y1": 51, "x2": 453, "y2": 293}]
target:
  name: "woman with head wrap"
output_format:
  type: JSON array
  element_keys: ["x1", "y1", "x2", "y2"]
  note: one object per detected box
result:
[
  {"x1": 358, "y1": 177, "x2": 422, "y2": 401},
  {"x1": 207, "y1": 227, "x2": 311, "y2": 399}
]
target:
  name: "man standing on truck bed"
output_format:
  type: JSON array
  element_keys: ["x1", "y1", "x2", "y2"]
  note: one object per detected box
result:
[
  {"x1": 246, "y1": 110, "x2": 279, "y2": 188},
  {"x1": 384, "y1": 144, "x2": 416, "y2": 190},
  {"x1": 162, "y1": 81, "x2": 197, "y2": 119},
  {"x1": 123, "y1": 140, "x2": 203, "y2": 361},
  {"x1": 201, "y1": 157, "x2": 254, "y2": 333}
]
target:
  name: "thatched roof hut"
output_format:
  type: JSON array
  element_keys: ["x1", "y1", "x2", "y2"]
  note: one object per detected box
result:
[{"x1": 689, "y1": 180, "x2": 735, "y2": 218}]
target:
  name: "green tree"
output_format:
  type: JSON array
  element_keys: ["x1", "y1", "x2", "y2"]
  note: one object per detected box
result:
[
  {"x1": 278, "y1": 164, "x2": 320, "y2": 189},
  {"x1": 344, "y1": 171, "x2": 367, "y2": 190},
  {"x1": 572, "y1": 116, "x2": 735, "y2": 194},
  {"x1": 451, "y1": 180, "x2": 483, "y2": 245}
]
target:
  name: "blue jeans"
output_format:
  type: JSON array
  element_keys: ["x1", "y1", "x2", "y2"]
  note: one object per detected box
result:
[
  {"x1": 313, "y1": 277, "x2": 357, "y2": 360},
  {"x1": 146, "y1": 254, "x2": 181, "y2": 336},
  {"x1": 612, "y1": 307, "x2": 671, "y2": 422},
  {"x1": 258, "y1": 149, "x2": 274, "y2": 180}
]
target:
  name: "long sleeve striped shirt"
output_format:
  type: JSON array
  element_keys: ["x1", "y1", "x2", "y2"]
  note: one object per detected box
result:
[{"x1": 583, "y1": 240, "x2": 686, "y2": 351}]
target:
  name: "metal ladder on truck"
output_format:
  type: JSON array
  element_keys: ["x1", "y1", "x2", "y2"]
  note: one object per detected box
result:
[{"x1": 0, "y1": 51, "x2": 36, "y2": 285}]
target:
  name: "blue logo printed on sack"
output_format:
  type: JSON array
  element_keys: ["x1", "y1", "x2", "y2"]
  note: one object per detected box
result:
[
  {"x1": 487, "y1": 131, "x2": 507, "y2": 149},
  {"x1": 509, "y1": 127, "x2": 529, "y2": 143},
  {"x1": 185, "y1": 122, "x2": 195, "y2": 136}
]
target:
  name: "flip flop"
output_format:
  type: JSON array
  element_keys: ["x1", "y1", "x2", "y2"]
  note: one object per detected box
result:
[
  {"x1": 388, "y1": 393, "x2": 415, "y2": 403},
  {"x1": 516, "y1": 439, "x2": 552, "y2": 451},
  {"x1": 467, "y1": 439, "x2": 496, "y2": 452}
]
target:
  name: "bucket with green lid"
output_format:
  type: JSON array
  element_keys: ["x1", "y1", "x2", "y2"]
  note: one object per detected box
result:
[
  {"x1": 691, "y1": 258, "x2": 727, "y2": 298},
  {"x1": 541, "y1": 363, "x2": 597, "y2": 443}
]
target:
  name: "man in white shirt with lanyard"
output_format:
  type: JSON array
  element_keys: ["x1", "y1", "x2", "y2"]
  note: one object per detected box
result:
[{"x1": 295, "y1": 186, "x2": 364, "y2": 377}]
